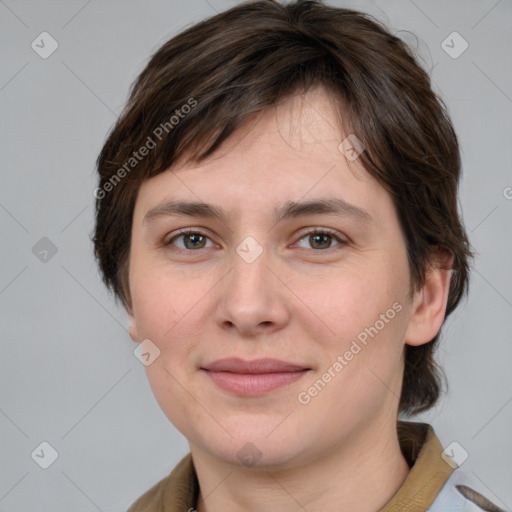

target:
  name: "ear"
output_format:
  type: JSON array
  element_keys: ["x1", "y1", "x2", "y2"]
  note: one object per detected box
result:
[
  {"x1": 125, "y1": 295, "x2": 140, "y2": 343},
  {"x1": 121, "y1": 268, "x2": 140, "y2": 343},
  {"x1": 128, "y1": 309, "x2": 140, "y2": 343},
  {"x1": 405, "y1": 250, "x2": 453, "y2": 347}
]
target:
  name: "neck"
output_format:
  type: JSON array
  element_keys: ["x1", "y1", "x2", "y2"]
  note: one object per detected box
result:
[{"x1": 192, "y1": 420, "x2": 410, "y2": 512}]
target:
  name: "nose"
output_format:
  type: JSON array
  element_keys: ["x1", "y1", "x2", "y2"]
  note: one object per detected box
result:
[{"x1": 216, "y1": 245, "x2": 291, "y2": 337}]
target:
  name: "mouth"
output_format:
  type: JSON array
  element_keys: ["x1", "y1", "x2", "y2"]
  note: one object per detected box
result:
[{"x1": 200, "y1": 358, "x2": 311, "y2": 396}]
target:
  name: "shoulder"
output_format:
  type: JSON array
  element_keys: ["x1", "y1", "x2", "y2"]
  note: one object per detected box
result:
[
  {"x1": 126, "y1": 454, "x2": 197, "y2": 512},
  {"x1": 126, "y1": 473, "x2": 169, "y2": 512},
  {"x1": 428, "y1": 469, "x2": 508, "y2": 512}
]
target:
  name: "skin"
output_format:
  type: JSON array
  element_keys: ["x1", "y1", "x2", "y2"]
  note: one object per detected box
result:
[{"x1": 127, "y1": 87, "x2": 452, "y2": 512}]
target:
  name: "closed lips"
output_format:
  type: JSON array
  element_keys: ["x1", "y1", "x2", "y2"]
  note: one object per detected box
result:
[
  {"x1": 201, "y1": 358, "x2": 311, "y2": 396},
  {"x1": 201, "y1": 358, "x2": 309, "y2": 373}
]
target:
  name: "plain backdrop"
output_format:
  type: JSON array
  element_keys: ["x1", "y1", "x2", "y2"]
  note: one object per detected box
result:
[{"x1": 1, "y1": 0, "x2": 511, "y2": 510}]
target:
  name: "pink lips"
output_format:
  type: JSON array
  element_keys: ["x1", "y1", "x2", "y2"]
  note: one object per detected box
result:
[{"x1": 201, "y1": 358, "x2": 310, "y2": 396}]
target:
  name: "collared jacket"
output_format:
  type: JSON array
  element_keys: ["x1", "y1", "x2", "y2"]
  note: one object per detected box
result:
[{"x1": 126, "y1": 422, "x2": 507, "y2": 512}]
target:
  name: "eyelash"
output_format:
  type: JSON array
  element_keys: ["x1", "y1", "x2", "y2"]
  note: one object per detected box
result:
[{"x1": 163, "y1": 228, "x2": 348, "y2": 252}]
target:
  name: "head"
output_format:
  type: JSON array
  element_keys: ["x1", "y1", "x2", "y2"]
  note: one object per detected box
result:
[{"x1": 93, "y1": 0, "x2": 472, "y2": 467}]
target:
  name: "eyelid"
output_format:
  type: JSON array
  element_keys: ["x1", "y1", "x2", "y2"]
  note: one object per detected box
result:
[
  {"x1": 163, "y1": 228, "x2": 214, "y2": 247},
  {"x1": 292, "y1": 227, "x2": 349, "y2": 249}
]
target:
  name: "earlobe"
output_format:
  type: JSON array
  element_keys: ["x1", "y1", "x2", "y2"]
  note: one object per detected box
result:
[
  {"x1": 405, "y1": 251, "x2": 453, "y2": 347},
  {"x1": 124, "y1": 284, "x2": 139, "y2": 342},
  {"x1": 128, "y1": 315, "x2": 139, "y2": 342},
  {"x1": 127, "y1": 305, "x2": 139, "y2": 343}
]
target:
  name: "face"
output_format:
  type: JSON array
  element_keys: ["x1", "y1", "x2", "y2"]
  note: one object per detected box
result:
[{"x1": 127, "y1": 87, "x2": 423, "y2": 469}]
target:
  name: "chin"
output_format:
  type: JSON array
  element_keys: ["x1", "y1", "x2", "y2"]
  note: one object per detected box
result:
[
  {"x1": 187, "y1": 417, "x2": 315, "y2": 470},
  {"x1": 213, "y1": 439, "x2": 305, "y2": 470}
]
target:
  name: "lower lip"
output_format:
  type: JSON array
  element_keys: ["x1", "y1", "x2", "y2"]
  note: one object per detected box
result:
[{"x1": 203, "y1": 370, "x2": 308, "y2": 396}]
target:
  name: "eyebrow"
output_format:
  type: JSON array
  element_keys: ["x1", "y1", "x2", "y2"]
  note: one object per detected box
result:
[{"x1": 143, "y1": 198, "x2": 372, "y2": 225}]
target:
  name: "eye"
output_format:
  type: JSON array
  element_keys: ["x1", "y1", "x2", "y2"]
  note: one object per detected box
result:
[
  {"x1": 164, "y1": 229, "x2": 214, "y2": 250},
  {"x1": 295, "y1": 229, "x2": 347, "y2": 250},
  {"x1": 163, "y1": 228, "x2": 347, "y2": 252}
]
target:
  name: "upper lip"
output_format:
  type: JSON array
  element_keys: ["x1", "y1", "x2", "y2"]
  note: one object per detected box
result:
[{"x1": 202, "y1": 358, "x2": 309, "y2": 374}]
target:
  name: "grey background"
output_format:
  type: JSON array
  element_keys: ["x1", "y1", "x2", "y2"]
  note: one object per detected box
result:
[{"x1": 1, "y1": 0, "x2": 511, "y2": 510}]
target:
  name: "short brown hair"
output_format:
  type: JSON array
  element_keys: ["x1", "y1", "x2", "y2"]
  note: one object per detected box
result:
[{"x1": 93, "y1": 0, "x2": 472, "y2": 414}]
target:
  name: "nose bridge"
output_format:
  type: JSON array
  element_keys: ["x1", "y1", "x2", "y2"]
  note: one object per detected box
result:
[
  {"x1": 217, "y1": 236, "x2": 289, "y2": 333},
  {"x1": 229, "y1": 237, "x2": 272, "y2": 304}
]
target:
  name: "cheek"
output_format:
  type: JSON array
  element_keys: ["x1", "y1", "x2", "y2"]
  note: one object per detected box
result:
[
  {"x1": 129, "y1": 267, "x2": 215, "y2": 373},
  {"x1": 132, "y1": 280, "x2": 174, "y2": 341},
  {"x1": 130, "y1": 271, "x2": 207, "y2": 433},
  {"x1": 300, "y1": 258, "x2": 409, "y2": 397},
  {"x1": 130, "y1": 263, "x2": 195, "y2": 339},
  {"x1": 300, "y1": 280, "x2": 407, "y2": 424},
  {"x1": 304, "y1": 263, "x2": 396, "y2": 340}
]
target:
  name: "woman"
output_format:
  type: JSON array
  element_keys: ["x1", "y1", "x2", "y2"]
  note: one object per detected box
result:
[{"x1": 93, "y1": 1, "x2": 503, "y2": 510}]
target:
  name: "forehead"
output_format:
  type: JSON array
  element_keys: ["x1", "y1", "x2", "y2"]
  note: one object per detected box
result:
[{"x1": 134, "y1": 87, "x2": 394, "y2": 225}]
